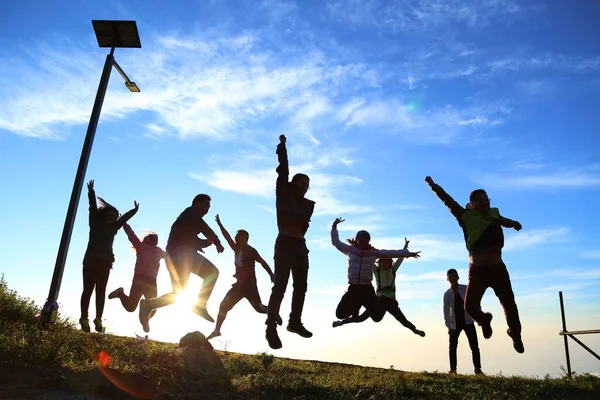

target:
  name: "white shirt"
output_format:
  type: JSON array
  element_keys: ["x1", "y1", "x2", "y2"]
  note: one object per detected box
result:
[{"x1": 443, "y1": 284, "x2": 474, "y2": 330}]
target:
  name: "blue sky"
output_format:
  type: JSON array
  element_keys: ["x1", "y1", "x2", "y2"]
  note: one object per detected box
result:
[{"x1": 1, "y1": 0, "x2": 600, "y2": 378}]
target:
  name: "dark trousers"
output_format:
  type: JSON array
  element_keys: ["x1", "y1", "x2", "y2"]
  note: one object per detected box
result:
[
  {"x1": 80, "y1": 261, "x2": 111, "y2": 319},
  {"x1": 336, "y1": 284, "x2": 385, "y2": 322},
  {"x1": 118, "y1": 275, "x2": 157, "y2": 312},
  {"x1": 339, "y1": 295, "x2": 416, "y2": 330},
  {"x1": 449, "y1": 323, "x2": 481, "y2": 371},
  {"x1": 464, "y1": 262, "x2": 522, "y2": 336},
  {"x1": 267, "y1": 234, "x2": 309, "y2": 326}
]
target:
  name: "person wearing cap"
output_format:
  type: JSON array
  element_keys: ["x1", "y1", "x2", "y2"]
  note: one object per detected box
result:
[
  {"x1": 332, "y1": 237, "x2": 426, "y2": 337},
  {"x1": 330, "y1": 218, "x2": 422, "y2": 324},
  {"x1": 444, "y1": 268, "x2": 484, "y2": 375}
]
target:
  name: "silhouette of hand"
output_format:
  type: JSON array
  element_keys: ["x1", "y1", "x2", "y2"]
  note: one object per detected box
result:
[
  {"x1": 332, "y1": 217, "x2": 345, "y2": 228},
  {"x1": 279, "y1": 134, "x2": 286, "y2": 144},
  {"x1": 133, "y1": 201, "x2": 139, "y2": 211},
  {"x1": 87, "y1": 179, "x2": 95, "y2": 190},
  {"x1": 215, "y1": 214, "x2": 221, "y2": 224},
  {"x1": 425, "y1": 176, "x2": 434, "y2": 185},
  {"x1": 216, "y1": 242, "x2": 225, "y2": 253},
  {"x1": 403, "y1": 237, "x2": 410, "y2": 250},
  {"x1": 408, "y1": 251, "x2": 421, "y2": 259},
  {"x1": 270, "y1": 274, "x2": 275, "y2": 284},
  {"x1": 513, "y1": 221, "x2": 522, "y2": 231}
]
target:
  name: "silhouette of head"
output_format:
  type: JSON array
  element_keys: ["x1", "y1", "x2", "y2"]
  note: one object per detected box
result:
[
  {"x1": 291, "y1": 173, "x2": 310, "y2": 198},
  {"x1": 469, "y1": 189, "x2": 491, "y2": 212},
  {"x1": 97, "y1": 197, "x2": 119, "y2": 224},
  {"x1": 355, "y1": 230, "x2": 371, "y2": 247},
  {"x1": 143, "y1": 233, "x2": 159, "y2": 247},
  {"x1": 192, "y1": 194, "x2": 211, "y2": 216},
  {"x1": 235, "y1": 229, "x2": 249, "y2": 246},
  {"x1": 378, "y1": 258, "x2": 393, "y2": 270},
  {"x1": 447, "y1": 268, "x2": 459, "y2": 286}
]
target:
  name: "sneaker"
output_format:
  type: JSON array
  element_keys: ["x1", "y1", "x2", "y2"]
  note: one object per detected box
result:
[
  {"x1": 93, "y1": 318, "x2": 103, "y2": 333},
  {"x1": 507, "y1": 329, "x2": 525, "y2": 353},
  {"x1": 481, "y1": 313, "x2": 493, "y2": 339},
  {"x1": 475, "y1": 369, "x2": 486, "y2": 376},
  {"x1": 332, "y1": 320, "x2": 344, "y2": 328},
  {"x1": 192, "y1": 305, "x2": 215, "y2": 323},
  {"x1": 266, "y1": 326, "x2": 282, "y2": 350},
  {"x1": 138, "y1": 299, "x2": 151, "y2": 333},
  {"x1": 448, "y1": 370, "x2": 457, "y2": 375},
  {"x1": 206, "y1": 330, "x2": 221, "y2": 340},
  {"x1": 108, "y1": 287, "x2": 124, "y2": 300},
  {"x1": 287, "y1": 323, "x2": 313, "y2": 338},
  {"x1": 414, "y1": 329, "x2": 426, "y2": 337},
  {"x1": 79, "y1": 318, "x2": 90, "y2": 333}
]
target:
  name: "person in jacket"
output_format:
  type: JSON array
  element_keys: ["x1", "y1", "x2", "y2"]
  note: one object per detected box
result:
[
  {"x1": 331, "y1": 218, "x2": 421, "y2": 324},
  {"x1": 138, "y1": 194, "x2": 225, "y2": 333},
  {"x1": 108, "y1": 222, "x2": 165, "y2": 324},
  {"x1": 332, "y1": 237, "x2": 425, "y2": 337},
  {"x1": 266, "y1": 134, "x2": 316, "y2": 350},
  {"x1": 207, "y1": 214, "x2": 282, "y2": 340},
  {"x1": 80, "y1": 179, "x2": 139, "y2": 333},
  {"x1": 444, "y1": 268, "x2": 484, "y2": 375},
  {"x1": 425, "y1": 176, "x2": 524, "y2": 354}
]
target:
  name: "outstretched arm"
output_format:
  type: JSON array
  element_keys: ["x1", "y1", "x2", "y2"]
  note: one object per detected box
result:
[
  {"x1": 499, "y1": 215, "x2": 522, "y2": 231},
  {"x1": 255, "y1": 251, "x2": 275, "y2": 283},
  {"x1": 215, "y1": 214, "x2": 237, "y2": 251},
  {"x1": 330, "y1": 218, "x2": 353, "y2": 254},
  {"x1": 424, "y1": 176, "x2": 465, "y2": 220},
  {"x1": 116, "y1": 201, "x2": 139, "y2": 229},
  {"x1": 392, "y1": 237, "x2": 411, "y2": 271},
  {"x1": 87, "y1": 180, "x2": 98, "y2": 216},
  {"x1": 122, "y1": 222, "x2": 141, "y2": 249},
  {"x1": 276, "y1": 134, "x2": 289, "y2": 193}
]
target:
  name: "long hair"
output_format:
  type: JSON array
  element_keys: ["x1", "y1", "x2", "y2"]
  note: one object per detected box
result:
[{"x1": 97, "y1": 197, "x2": 119, "y2": 216}]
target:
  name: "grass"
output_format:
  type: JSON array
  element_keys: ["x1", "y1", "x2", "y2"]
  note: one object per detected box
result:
[{"x1": 1, "y1": 275, "x2": 599, "y2": 399}]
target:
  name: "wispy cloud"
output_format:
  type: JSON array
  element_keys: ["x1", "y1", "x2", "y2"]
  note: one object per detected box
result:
[
  {"x1": 478, "y1": 165, "x2": 600, "y2": 189},
  {"x1": 504, "y1": 227, "x2": 571, "y2": 251},
  {"x1": 580, "y1": 250, "x2": 600, "y2": 260}
]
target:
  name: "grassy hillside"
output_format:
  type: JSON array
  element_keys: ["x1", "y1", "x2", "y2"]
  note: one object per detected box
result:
[{"x1": 1, "y1": 276, "x2": 598, "y2": 399}]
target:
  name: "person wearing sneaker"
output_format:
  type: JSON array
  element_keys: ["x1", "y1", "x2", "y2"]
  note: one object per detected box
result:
[
  {"x1": 108, "y1": 222, "x2": 165, "y2": 324},
  {"x1": 425, "y1": 176, "x2": 524, "y2": 354},
  {"x1": 444, "y1": 268, "x2": 484, "y2": 375},
  {"x1": 332, "y1": 237, "x2": 426, "y2": 338},
  {"x1": 138, "y1": 194, "x2": 225, "y2": 333},
  {"x1": 80, "y1": 180, "x2": 139, "y2": 333},
  {"x1": 265, "y1": 134, "x2": 316, "y2": 350},
  {"x1": 331, "y1": 218, "x2": 421, "y2": 328},
  {"x1": 207, "y1": 214, "x2": 281, "y2": 341}
]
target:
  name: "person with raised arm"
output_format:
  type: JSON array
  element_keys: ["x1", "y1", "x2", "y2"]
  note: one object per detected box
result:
[
  {"x1": 444, "y1": 268, "x2": 484, "y2": 375},
  {"x1": 331, "y1": 218, "x2": 421, "y2": 326},
  {"x1": 207, "y1": 214, "x2": 281, "y2": 340},
  {"x1": 108, "y1": 222, "x2": 165, "y2": 325},
  {"x1": 138, "y1": 194, "x2": 225, "y2": 333},
  {"x1": 332, "y1": 237, "x2": 425, "y2": 337},
  {"x1": 265, "y1": 134, "x2": 315, "y2": 350},
  {"x1": 80, "y1": 179, "x2": 139, "y2": 333},
  {"x1": 424, "y1": 175, "x2": 524, "y2": 353}
]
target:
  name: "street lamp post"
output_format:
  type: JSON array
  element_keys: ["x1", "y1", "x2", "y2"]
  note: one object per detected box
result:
[{"x1": 40, "y1": 20, "x2": 142, "y2": 325}]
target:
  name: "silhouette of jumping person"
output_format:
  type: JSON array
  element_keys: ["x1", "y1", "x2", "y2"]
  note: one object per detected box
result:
[
  {"x1": 425, "y1": 176, "x2": 524, "y2": 353},
  {"x1": 138, "y1": 194, "x2": 224, "y2": 333},
  {"x1": 207, "y1": 214, "x2": 281, "y2": 340},
  {"x1": 331, "y1": 218, "x2": 421, "y2": 326},
  {"x1": 80, "y1": 179, "x2": 138, "y2": 333},
  {"x1": 265, "y1": 134, "x2": 315, "y2": 350},
  {"x1": 108, "y1": 222, "x2": 165, "y2": 324},
  {"x1": 332, "y1": 237, "x2": 425, "y2": 337},
  {"x1": 444, "y1": 268, "x2": 484, "y2": 375}
]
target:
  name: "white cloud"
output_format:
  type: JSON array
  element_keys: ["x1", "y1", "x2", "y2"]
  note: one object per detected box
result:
[
  {"x1": 504, "y1": 227, "x2": 571, "y2": 251},
  {"x1": 190, "y1": 170, "x2": 275, "y2": 197},
  {"x1": 479, "y1": 165, "x2": 600, "y2": 189},
  {"x1": 580, "y1": 250, "x2": 600, "y2": 260}
]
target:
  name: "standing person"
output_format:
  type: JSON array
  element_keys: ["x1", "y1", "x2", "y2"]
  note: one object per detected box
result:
[
  {"x1": 333, "y1": 237, "x2": 425, "y2": 337},
  {"x1": 108, "y1": 222, "x2": 165, "y2": 325},
  {"x1": 80, "y1": 179, "x2": 139, "y2": 333},
  {"x1": 331, "y1": 218, "x2": 421, "y2": 326},
  {"x1": 425, "y1": 176, "x2": 524, "y2": 353},
  {"x1": 138, "y1": 194, "x2": 225, "y2": 333},
  {"x1": 207, "y1": 214, "x2": 282, "y2": 340},
  {"x1": 265, "y1": 134, "x2": 315, "y2": 350},
  {"x1": 444, "y1": 268, "x2": 484, "y2": 375}
]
